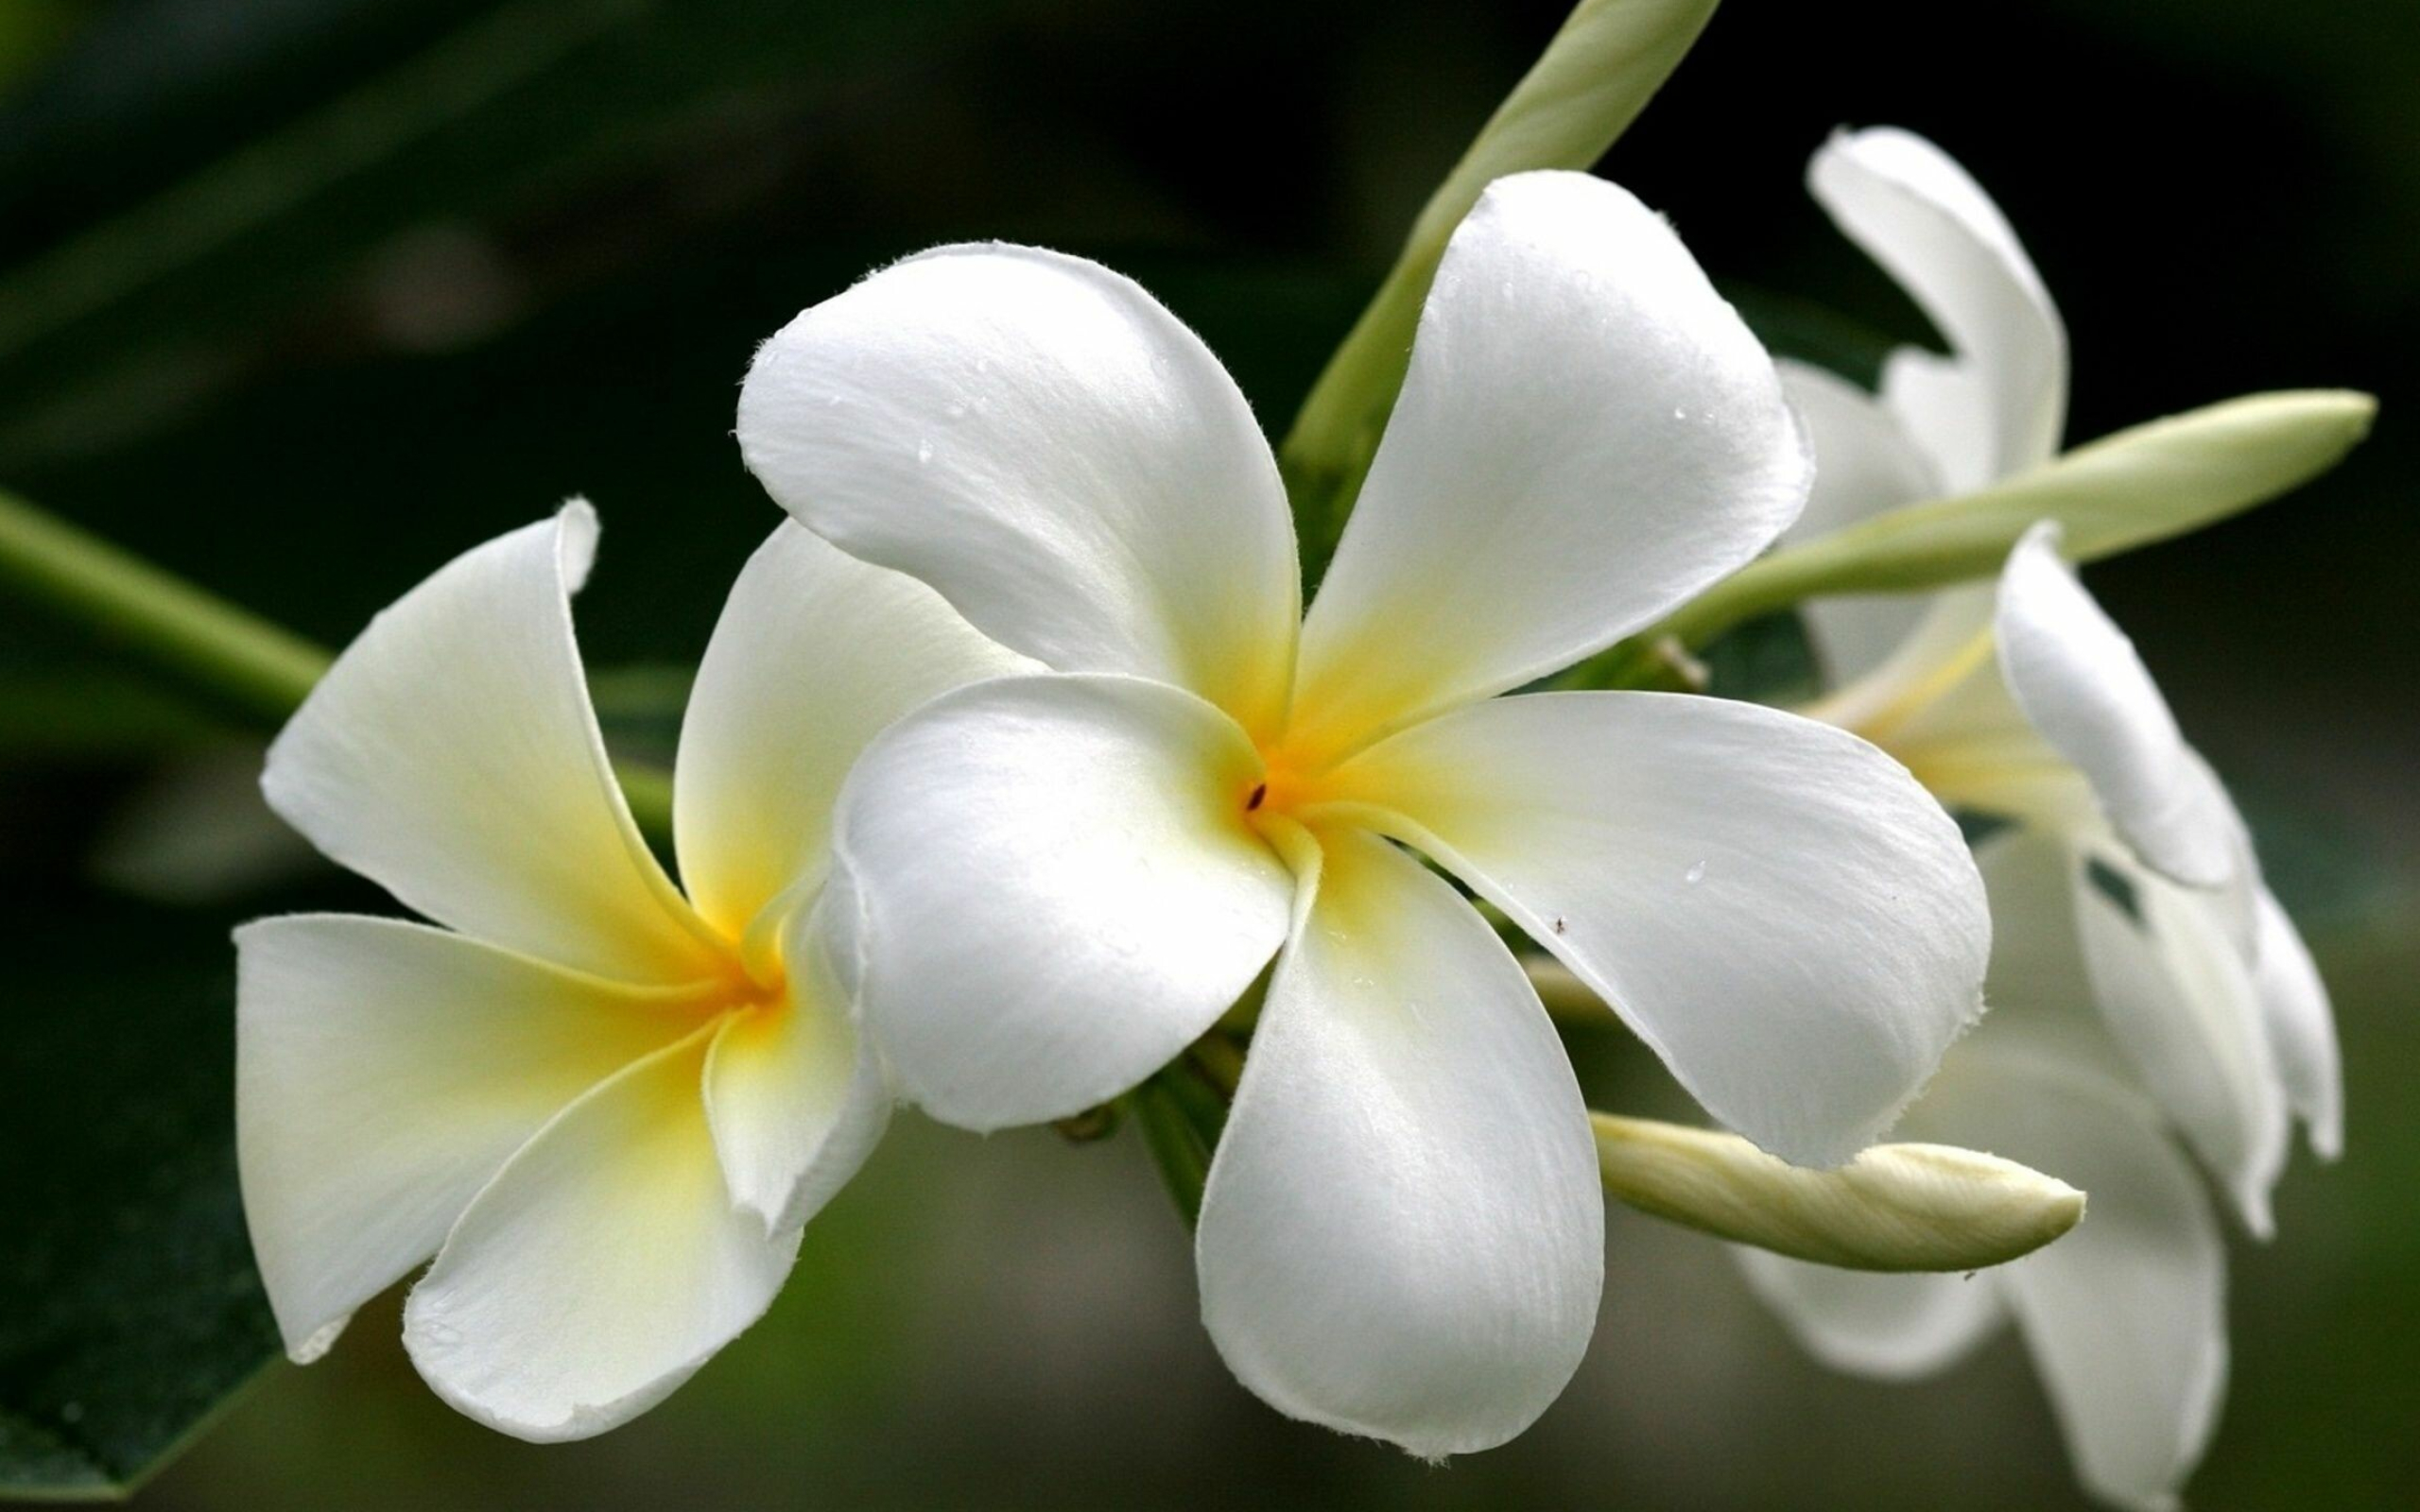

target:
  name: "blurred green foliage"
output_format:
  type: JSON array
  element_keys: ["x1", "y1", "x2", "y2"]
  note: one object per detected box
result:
[{"x1": 0, "y1": 0, "x2": 2411, "y2": 1506}]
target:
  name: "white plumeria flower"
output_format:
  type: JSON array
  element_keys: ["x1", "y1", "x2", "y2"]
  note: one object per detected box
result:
[
  {"x1": 1742, "y1": 832, "x2": 2228, "y2": 1512},
  {"x1": 736, "y1": 169, "x2": 1992, "y2": 1455},
  {"x1": 236, "y1": 503, "x2": 1025, "y2": 1440},
  {"x1": 1782, "y1": 126, "x2": 2341, "y2": 1205},
  {"x1": 1739, "y1": 127, "x2": 2344, "y2": 1509}
]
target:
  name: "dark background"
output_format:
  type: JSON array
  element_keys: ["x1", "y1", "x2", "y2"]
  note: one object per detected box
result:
[{"x1": 0, "y1": 1, "x2": 2411, "y2": 1506}]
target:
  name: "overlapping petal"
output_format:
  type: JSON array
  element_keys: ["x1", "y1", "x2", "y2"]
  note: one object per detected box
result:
[
  {"x1": 831, "y1": 674, "x2": 1293, "y2": 1130},
  {"x1": 672, "y1": 522, "x2": 1031, "y2": 937},
  {"x1": 1809, "y1": 127, "x2": 2066, "y2": 488},
  {"x1": 1288, "y1": 171, "x2": 1809, "y2": 754},
  {"x1": 1196, "y1": 827, "x2": 1600, "y2": 1457},
  {"x1": 1962, "y1": 1031, "x2": 2227, "y2": 1512},
  {"x1": 2073, "y1": 850, "x2": 2289, "y2": 1235},
  {"x1": 235, "y1": 915, "x2": 711, "y2": 1360},
  {"x1": 736, "y1": 245, "x2": 1300, "y2": 730},
  {"x1": 1734, "y1": 1254, "x2": 2001, "y2": 1379},
  {"x1": 404, "y1": 1023, "x2": 802, "y2": 1442},
  {"x1": 2251, "y1": 886, "x2": 2343, "y2": 1160},
  {"x1": 1778, "y1": 361, "x2": 1943, "y2": 687},
  {"x1": 1996, "y1": 524, "x2": 2238, "y2": 887},
  {"x1": 1328, "y1": 691, "x2": 1988, "y2": 1166},
  {"x1": 702, "y1": 903, "x2": 890, "y2": 1235},
  {"x1": 260, "y1": 504, "x2": 722, "y2": 984},
  {"x1": 1744, "y1": 1020, "x2": 2224, "y2": 1512}
]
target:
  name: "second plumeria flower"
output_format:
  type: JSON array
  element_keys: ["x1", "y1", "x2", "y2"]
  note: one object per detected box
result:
[
  {"x1": 238, "y1": 506, "x2": 1025, "y2": 1438},
  {"x1": 738, "y1": 170, "x2": 1992, "y2": 1453}
]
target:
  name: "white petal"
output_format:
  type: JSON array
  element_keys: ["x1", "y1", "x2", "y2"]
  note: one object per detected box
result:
[
  {"x1": 236, "y1": 915, "x2": 708, "y2": 1362},
  {"x1": 1734, "y1": 1251, "x2": 2003, "y2": 1378},
  {"x1": 1945, "y1": 1025, "x2": 2229, "y2": 1512},
  {"x1": 1289, "y1": 171, "x2": 1809, "y2": 753},
  {"x1": 672, "y1": 523, "x2": 1032, "y2": 937},
  {"x1": 2073, "y1": 850, "x2": 2289, "y2": 1235},
  {"x1": 404, "y1": 1023, "x2": 800, "y2": 1441},
  {"x1": 832, "y1": 673, "x2": 1292, "y2": 1130},
  {"x1": 1996, "y1": 524, "x2": 2238, "y2": 888},
  {"x1": 1760, "y1": 850, "x2": 2231, "y2": 1510},
  {"x1": 700, "y1": 898, "x2": 891, "y2": 1234},
  {"x1": 1809, "y1": 128, "x2": 2066, "y2": 487},
  {"x1": 261, "y1": 505, "x2": 722, "y2": 984},
  {"x1": 1778, "y1": 362, "x2": 1943, "y2": 688},
  {"x1": 1970, "y1": 826, "x2": 2101, "y2": 1021},
  {"x1": 1332, "y1": 692, "x2": 1989, "y2": 1166},
  {"x1": 1826, "y1": 631, "x2": 2109, "y2": 858},
  {"x1": 1197, "y1": 827, "x2": 1601, "y2": 1457},
  {"x1": 736, "y1": 245, "x2": 1299, "y2": 729},
  {"x1": 2252, "y1": 886, "x2": 2342, "y2": 1160}
]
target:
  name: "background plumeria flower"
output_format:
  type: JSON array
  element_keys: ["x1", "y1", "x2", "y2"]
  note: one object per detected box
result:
[
  {"x1": 1741, "y1": 832, "x2": 2227, "y2": 1512},
  {"x1": 1737, "y1": 127, "x2": 2345, "y2": 1508},
  {"x1": 236, "y1": 504, "x2": 1025, "y2": 1439},
  {"x1": 735, "y1": 168, "x2": 1992, "y2": 1456},
  {"x1": 1778, "y1": 126, "x2": 2342, "y2": 1211}
]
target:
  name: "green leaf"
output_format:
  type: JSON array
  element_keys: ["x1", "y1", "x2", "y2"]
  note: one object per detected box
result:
[
  {"x1": 0, "y1": 898, "x2": 280, "y2": 1502},
  {"x1": 1279, "y1": 0, "x2": 1722, "y2": 563}
]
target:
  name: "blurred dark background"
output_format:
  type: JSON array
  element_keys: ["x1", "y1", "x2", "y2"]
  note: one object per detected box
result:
[{"x1": 0, "y1": 1, "x2": 2411, "y2": 1507}]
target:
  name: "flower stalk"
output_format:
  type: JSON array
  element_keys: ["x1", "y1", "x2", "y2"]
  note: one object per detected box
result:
[
  {"x1": 0, "y1": 485, "x2": 329, "y2": 725},
  {"x1": 0, "y1": 485, "x2": 678, "y2": 838},
  {"x1": 1279, "y1": 0, "x2": 1720, "y2": 558}
]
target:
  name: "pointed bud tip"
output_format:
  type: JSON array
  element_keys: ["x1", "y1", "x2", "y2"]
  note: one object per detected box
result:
[{"x1": 1593, "y1": 1115, "x2": 2087, "y2": 1273}]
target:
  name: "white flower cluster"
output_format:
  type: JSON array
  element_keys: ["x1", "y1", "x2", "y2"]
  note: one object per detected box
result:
[{"x1": 230, "y1": 121, "x2": 2347, "y2": 1512}]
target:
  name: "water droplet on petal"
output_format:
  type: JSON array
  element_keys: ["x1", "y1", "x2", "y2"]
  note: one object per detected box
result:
[
  {"x1": 1685, "y1": 860, "x2": 1706, "y2": 885},
  {"x1": 916, "y1": 439, "x2": 934, "y2": 465},
  {"x1": 1671, "y1": 406, "x2": 1689, "y2": 422}
]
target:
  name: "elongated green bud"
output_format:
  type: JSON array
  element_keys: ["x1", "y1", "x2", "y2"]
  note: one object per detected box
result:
[
  {"x1": 1281, "y1": 0, "x2": 1722, "y2": 541},
  {"x1": 1593, "y1": 1112, "x2": 2085, "y2": 1272},
  {"x1": 1686, "y1": 388, "x2": 2371, "y2": 634}
]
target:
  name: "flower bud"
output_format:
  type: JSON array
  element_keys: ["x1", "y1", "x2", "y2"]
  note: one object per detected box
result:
[
  {"x1": 1725, "y1": 389, "x2": 2375, "y2": 614},
  {"x1": 1593, "y1": 1112, "x2": 2085, "y2": 1272}
]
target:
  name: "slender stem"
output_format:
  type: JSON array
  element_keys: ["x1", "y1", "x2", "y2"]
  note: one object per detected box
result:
[
  {"x1": 1278, "y1": 0, "x2": 1721, "y2": 555},
  {"x1": 0, "y1": 487, "x2": 328, "y2": 724},
  {"x1": 0, "y1": 486, "x2": 676, "y2": 839},
  {"x1": 1127, "y1": 1077, "x2": 1211, "y2": 1229}
]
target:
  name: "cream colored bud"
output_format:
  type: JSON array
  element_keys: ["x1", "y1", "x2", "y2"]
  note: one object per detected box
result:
[{"x1": 1592, "y1": 1112, "x2": 2085, "y2": 1272}]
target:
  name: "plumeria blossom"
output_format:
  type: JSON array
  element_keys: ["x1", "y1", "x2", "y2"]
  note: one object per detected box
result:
[
  {"x1": 1741, "y1": 833, "x2": 2227, "y2": 1512},
  {"x1": 236, "y1": 503, "x2": 1025, "y2": 1439},
  {"x1": 1738, "y1": 127, "x2": 2343, "y2": 1508},
  {"x1": 736, "y1": 168, "x2": 1992, "y2": 1455}
]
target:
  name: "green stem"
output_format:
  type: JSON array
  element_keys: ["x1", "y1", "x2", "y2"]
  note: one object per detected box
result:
[
  {"x1": 0, "y1": 487, "x2": 328, "y2": 724},
  {"x1": 0, "y1": 486, "x2": 675, "y2": 839},
  {"x1": 1279, "y1": 0, "x2": 1721, "y2": 556},
  {"x1": 1128, "y1": 1077, "x2": 1212, "y2": 1229}
]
